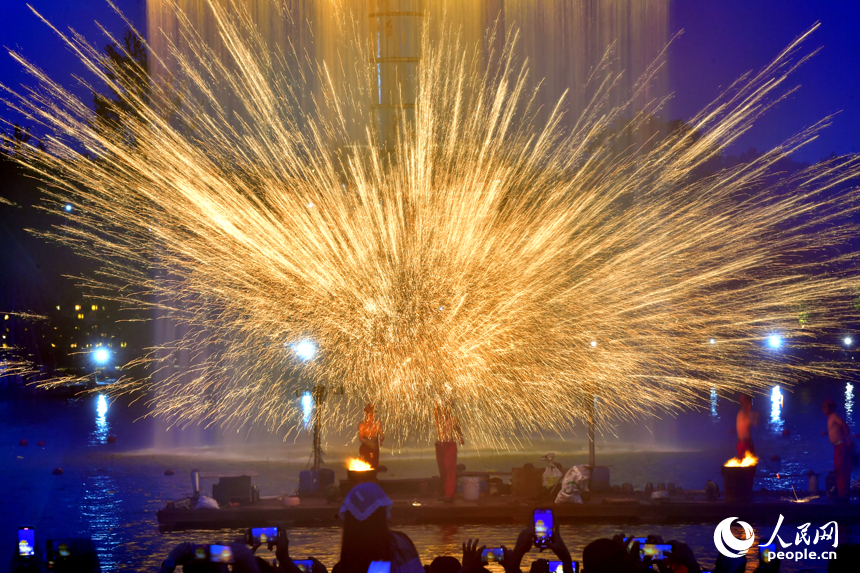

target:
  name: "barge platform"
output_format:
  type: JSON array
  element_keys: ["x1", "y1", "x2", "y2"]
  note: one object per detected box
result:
[{"x1": 157, "y1": 494, "x2": 860, "y2": 532}]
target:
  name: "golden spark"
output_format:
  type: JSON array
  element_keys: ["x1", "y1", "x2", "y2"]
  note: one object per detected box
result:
[{"x1": 2, "y1": 1, "x2": 859, "y2": 446}]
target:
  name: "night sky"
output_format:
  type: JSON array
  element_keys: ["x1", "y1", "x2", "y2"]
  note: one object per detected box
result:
[{"x1": 2, "y1": 1, "x2": 858, "y2": 164}]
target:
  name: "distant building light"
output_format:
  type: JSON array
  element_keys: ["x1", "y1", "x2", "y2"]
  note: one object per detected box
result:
[
  {"x1": 74, "y1": 305, "x2": 81, "y2": 311},
  {"x1": 3, "y1": 315, "x2": 7, "y2": 320},
  {"x1": 77, "y1": 313, "x2": 84, "y2": 319},
  {"x1": 93, "y1": 348, "x2": 109, "y2": 364},
  {"x1": 91, "y1": 304, "x2": 98, "y2": 311},
  {"x1": 120, "y1": 342, "x2": 127, "y2": 348},
  {"x1": 70, "y1": 343, "x2": 77, "y2": 348},
  {"x1": 51, "y1": 343, "x2": 55, "y2": 348},
  {"x1": 56, "y1": 306, "x2": 60, "y2": 311}
]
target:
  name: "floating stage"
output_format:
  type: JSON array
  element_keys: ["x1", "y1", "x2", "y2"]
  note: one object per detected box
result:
[{"x1": 157, "y1": 490, "x2": 860, "y2": 532}]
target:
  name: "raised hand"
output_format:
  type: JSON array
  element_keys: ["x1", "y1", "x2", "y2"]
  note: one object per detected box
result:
[{"x1": 461, "y1": 538, "x2": 488, "y2": 573}]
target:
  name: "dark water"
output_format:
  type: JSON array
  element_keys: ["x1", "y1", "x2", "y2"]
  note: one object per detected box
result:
[{"x1": 1, "y1": 381, "x2": 858, "y2": 572}]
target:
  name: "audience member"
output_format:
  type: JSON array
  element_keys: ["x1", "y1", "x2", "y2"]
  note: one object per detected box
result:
[{"x1": 334, "y1": 483, "x2": 423, "y2": 573}]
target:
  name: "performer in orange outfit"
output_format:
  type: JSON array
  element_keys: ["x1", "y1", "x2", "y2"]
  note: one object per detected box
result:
[
  {"x1": 358, "y1": 403, "x2": 384, "y2": 469},
  {"x1": 434, "y1": 399, "x2": 464, "y2": 503}
]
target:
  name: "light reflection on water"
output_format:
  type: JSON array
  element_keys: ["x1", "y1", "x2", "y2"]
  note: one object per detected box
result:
[
  {"x1": 769, "y1": 386, "x2": 784, "y2": 433},
  {"x1": 81, "y1": 472, "x2": 122, "y2": 570},
  {"x1": 90, "y1": 394, "x2": 110, "y2": 446},
  {"x1": 709, "y1": 387, "x2": 718, "y2": 418},
  {"x1": 85, "y1": 395, "x2": 122, "y2": 568}
]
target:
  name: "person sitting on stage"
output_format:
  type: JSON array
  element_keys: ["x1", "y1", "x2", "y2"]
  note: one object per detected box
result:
[
  {"x1": 334, "y1": 482, "x2": 424, "y2": 573},
  {"x1": 359, "y1": 403, "x2": 385, "y2": 469}
]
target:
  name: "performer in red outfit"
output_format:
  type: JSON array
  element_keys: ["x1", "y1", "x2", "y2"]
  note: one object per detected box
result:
[
  {"x1": 735, "y1": 394, "x2": 759, "y2": 459},
  {"x1": 823, "y1": 398, "x2": 853, "y2": 499},
  {"x1": 434, "y1": 400, "x2": 464, "y2": 502}
]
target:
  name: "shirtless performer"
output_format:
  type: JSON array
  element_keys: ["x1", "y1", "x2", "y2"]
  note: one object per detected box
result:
[
  {"x1": 736, "y1": 394, "x2": 760, "y2": 458},
  {"x1": 358, "y1": 403, "x2": 384, "y2": 469},
  {"x1": 823, "y1": 398, "x2": 852, "y2": 499}
]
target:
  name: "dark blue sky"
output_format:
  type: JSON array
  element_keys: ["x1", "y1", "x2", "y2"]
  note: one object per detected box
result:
[{"x1": 2, "y1": 0, "x2": 858, "y2": 164}]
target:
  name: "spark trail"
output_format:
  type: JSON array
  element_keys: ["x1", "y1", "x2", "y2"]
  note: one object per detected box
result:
[{"x1": 2, "y1": 1, "x2": 859, "y2": 445}]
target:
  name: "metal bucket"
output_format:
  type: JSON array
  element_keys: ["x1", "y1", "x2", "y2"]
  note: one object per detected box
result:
[
  {"x1": 721, "y1": 465, "x2": 756, "y2": 503},
  {"x1": 347, "y1": 469, "x2": 378, "y2": 485}
]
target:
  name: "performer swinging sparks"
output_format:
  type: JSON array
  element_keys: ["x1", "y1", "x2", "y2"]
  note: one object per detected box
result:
[
  {"x1": 358, "y1": 403, "x2": 384, "y2": 469},
  {"x1": 434, "y1": 400, "x2": 464, "y2": 503}
]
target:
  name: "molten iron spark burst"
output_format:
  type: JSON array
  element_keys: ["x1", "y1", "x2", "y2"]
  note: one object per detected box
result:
[{"x1": 2, "y1": 1, "x2": 860, "y2": 445}]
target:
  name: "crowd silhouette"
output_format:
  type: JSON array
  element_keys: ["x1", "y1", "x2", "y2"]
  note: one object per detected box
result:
[{"x1": 10, "y1": 483, "x2": 859, "y2": 573}]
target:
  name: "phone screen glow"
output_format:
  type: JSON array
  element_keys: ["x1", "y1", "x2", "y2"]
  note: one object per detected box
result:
[
  {"x1": 252, "y1": 526, "x2": 279, "y2": 543},
  {"x1": 18, "y1": 528, "x2": 35, "y2": 557},
  {"x1": 367, "y1": 561, "x2": 391, "y2": 573},
  {"x1": 640, "y1": 544, "x2": 671, "y2": 561},
  {"x1": 209, "y1": 544, "x2": 234, "y2": 563},
  {"x1": 534, "y1": 509, "x2": 554, "y2": 547},
  {"x1": 481, "y1": 548, "x2": 504, "y2": 563}
]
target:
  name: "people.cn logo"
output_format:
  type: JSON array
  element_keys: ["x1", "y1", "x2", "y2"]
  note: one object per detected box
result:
[{"x1": 714, "y1": 517, "x2": 756, "y2": 558}]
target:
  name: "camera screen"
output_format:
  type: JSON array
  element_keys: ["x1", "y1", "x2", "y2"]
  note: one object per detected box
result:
[
  {"x1": 640, "y1": 544, "x2": 672, "y2": 561},
  {"x1": 209, "y1": 545, "x2": 235, "y2": 563},
  {"x1": 760, "y1": 544, "x2": 776, "y2": 564},
  {"x1": 48, "y1": 541, "x2": 71, "y2": 559},
  {"x1": 547, "y1": 561, "x2": 577, "y2": 573},
  {"x1": 367, "y1": 561, "x2": 391, "y2": 573},
  {"x1": 481, "y1": 548, "x2": 504, "y2": 563},
  {"x1": 294, "y1": 560, "x2": 314, "y2": 572},
  {"x1": 252, "y1": 526, "x2": 279, "y2": 544},
  {"x1": 18, "y1": 528, "x2": 35, "y2": 557},
  {"x1": 533, "y1": 509, "x2": 554, "y2": 547}
]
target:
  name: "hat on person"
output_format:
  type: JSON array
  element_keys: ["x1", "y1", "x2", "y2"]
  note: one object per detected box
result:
[
  {"x1": 540, "y1": 453, "x2": 555, "y2": 462},
  {"x1": 340, "y1": 482, "x2": 392, "y2": 521}
]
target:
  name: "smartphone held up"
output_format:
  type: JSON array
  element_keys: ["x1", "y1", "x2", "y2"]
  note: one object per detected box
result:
[
  {"x1": 18, "y1": 527, "x2": 36, "y2": 558},
  {"x1": 481, "y1": 548, "x2": 504, "y2": 564},
  {"x1": 533, "y1": 509, "x2": 554, "y2": 548}
]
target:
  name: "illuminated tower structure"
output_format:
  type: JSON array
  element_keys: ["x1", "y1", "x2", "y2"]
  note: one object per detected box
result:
[
  {"x1": 145, "y1": 0, "x2": 669, "y2": 151},
  {"x1": 370, "y1": 0, "x2": 422, "y2": 152}
]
